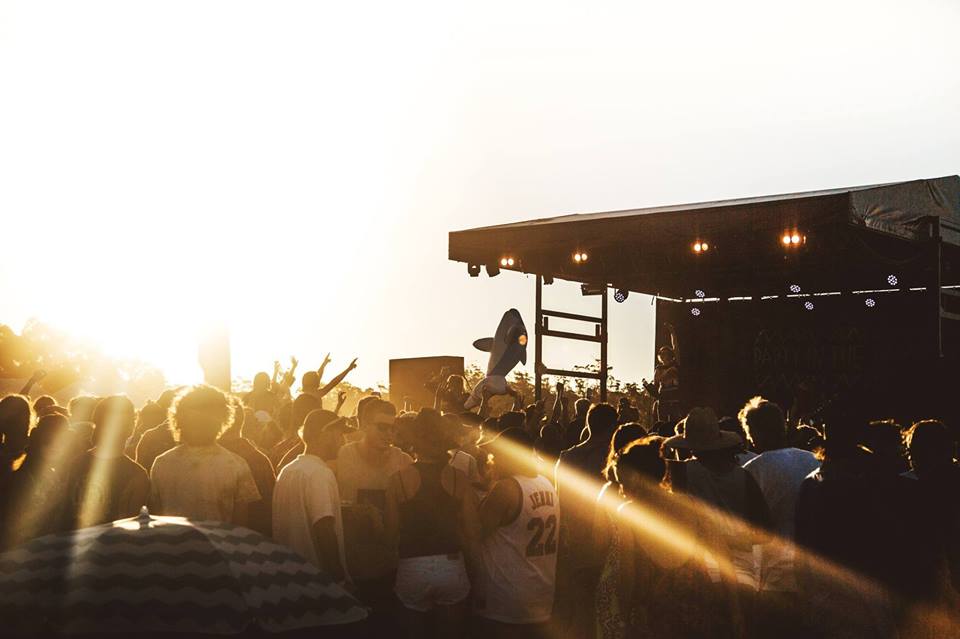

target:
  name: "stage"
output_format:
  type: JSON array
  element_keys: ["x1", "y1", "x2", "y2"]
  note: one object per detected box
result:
[{"x1": 449, "y1": 176, "x2": 960, "y2": 424}]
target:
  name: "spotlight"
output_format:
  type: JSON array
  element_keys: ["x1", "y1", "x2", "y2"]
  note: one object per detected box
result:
[
  {"x1": 791, "y1": 234, "x2": 801, "y2": 244},
  {"x1": 467, "y1": 263, "x2": 481, "y2": 277},
  {"x1": 573, "y1": 251, "x2": 589, "y2": 263},
  {"x1": 865, "y1": 298, "x2": 876, "y2": 308},
  {"x1": 485, "y1": 263, "x2": 500, "y2": 277},
  {"x1": 887, "y1": 274, "x2": 898, "y2": 286},
  {"x1": 782, "y1": 234, "x2": 792, "y2": 246},
  {"x1": 614, "y1": 289, "x2": 629, "y2": 303},
  {"x1": 789, "y1": 284, "x2": 801, "y2": 293},
  {"x1": 499, "y1": 256, "x2": 516, "y2": 268},
  {"x1": 804, "y1": 301, "x2": 814, "y2": 311},
  {"x1": 507, "y1": 257, "x2": 515, "y2": 267},
  {"x1": 692, "y1": 241, "x2": 709, "y2": 253},
  {"x1": 694, "y1": 289, "x2": 705, "y2": 299},
  {"x1": 690, "y1": 307, "x2": 701, "y2": 317}
]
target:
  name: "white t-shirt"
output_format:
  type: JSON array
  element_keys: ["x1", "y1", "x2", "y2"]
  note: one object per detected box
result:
[
  {"x1": 149, "y1": 444, "x2": 260, "y2": 524},
  {"x1": 743, "y1": 447, "x2": 820, "y2": 592},
  {"x1": 273, "y1": 454, "x2": 347, "y2": 577}
]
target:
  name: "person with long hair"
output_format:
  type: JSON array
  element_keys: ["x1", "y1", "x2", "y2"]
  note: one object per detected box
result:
[
  {"x1": 384, "y1": 408, "x2": 481, "y2": 638},
  {"x1": 148, "y1": 385, "x2": 260, "y2": 526}
]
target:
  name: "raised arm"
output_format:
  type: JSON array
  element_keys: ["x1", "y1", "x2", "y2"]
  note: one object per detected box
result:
[
  {"x1": 549, "y1": 381, "x2": 564, "y2": 424},
  {"x1": 434, "y1": 367, "x2": 450, "y2": 410},
  {"x1": 318, "y1": 358, "x2": 357, "y2": 398},
  {"x1": 665, "y1": 322, "x2": 678, "y2": 364},
  {"x1": 316, "y1": 353, "x2": 331, "y2": 382},
  {"x1": 18, "y1": 369, "x2": 45, "y2": 396}
]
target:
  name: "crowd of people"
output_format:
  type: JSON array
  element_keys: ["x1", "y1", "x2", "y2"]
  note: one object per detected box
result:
[{"x1": 0, "y1": 360, "x2": 958, "y2": 639}]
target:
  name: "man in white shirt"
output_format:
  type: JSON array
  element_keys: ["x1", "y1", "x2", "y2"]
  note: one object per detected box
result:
[
  {"x1": 740, "y1": 396, "x2": 820, "y2": 638},
  {"x1": 273, "y1": 409, "x2": 353, "y2": 585}
]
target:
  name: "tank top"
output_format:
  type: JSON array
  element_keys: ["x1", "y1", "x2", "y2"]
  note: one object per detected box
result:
[
  {"x1": 397, "y1": 461, "x2": 461, "y2": 559},
  {"x1": 479, "y1": 474, "x2": 558, "y2": 624}
]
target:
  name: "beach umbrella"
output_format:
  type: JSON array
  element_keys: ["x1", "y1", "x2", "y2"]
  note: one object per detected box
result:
[{"x1": 0, "y1": 507, "x2": 367, "y2": 635}]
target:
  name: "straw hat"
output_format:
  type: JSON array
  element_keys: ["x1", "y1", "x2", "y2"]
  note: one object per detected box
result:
[{"x1": 663, "y1": 407, "x2": 742, "y2": 451}]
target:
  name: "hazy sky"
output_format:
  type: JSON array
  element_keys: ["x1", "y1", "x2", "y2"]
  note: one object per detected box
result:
[{"x1": 1, "y1": 0, "x2": 958, "y2": 389}]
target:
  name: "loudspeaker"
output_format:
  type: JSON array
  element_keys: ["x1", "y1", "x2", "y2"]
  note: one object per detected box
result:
[{"x1": 389, "y1": 356, "x2": 464, "y2": 411}]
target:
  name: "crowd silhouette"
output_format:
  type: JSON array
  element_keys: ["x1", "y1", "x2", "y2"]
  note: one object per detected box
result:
[{"x1": 0, "y1": 355, "x2": 958, "y2": 639}]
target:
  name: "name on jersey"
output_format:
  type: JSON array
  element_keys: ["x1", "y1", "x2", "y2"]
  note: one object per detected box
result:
[{"x1": 529, "y1": 490, "x2": 554, "y2": 511}]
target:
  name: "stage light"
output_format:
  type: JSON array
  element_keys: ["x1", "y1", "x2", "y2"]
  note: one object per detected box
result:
[
  {"x1": 694, "y1": 289, "x2": 705, "y2": 299},
  {"x1": 789, "y1": 284, "x2": 801, "y2": 293},
  {"x1": 782, "y1": 234, "x2": 792, "y2": 246},
  {"x1": 693, "y1": 241, "x2": 709, "y2": 253},
  {"x1": 485, "y1": 263, "x2": 500, "y2": 277},
  {"x1": 690, "y1": 307, "x2": 701, "y2": 317},
  {"x1": 467, "y1": 263, "x2": 481, "y2": 277},
  {"x1": 499, "y1": 256, "x2": 516, "y2": 268},
  {"x1": 887, "y1": 274, "x2": 898, "y2": 286},
  {"x1": 791, "y1": 234, "x2": 800, "y2": 244},
  {"x1": 804, "y1": 301, "x2": 814, "y2": 311},
  {"x1": 865, "y1": 298, "x2": 876, "y2": 308},
  {"x1": 614, "y1": 289, "x2": 629, "y2": 303},
  {"x1": 573, "y1": 251, "x2": 589, "y2": 264},
  {"x1": 508, "y1": 257, "x2": 515, "y2": 267}
]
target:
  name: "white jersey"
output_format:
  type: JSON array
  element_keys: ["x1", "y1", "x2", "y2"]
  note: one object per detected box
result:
[{"x1": 478, "y1": 473, "x2": 558, "y2": 624}]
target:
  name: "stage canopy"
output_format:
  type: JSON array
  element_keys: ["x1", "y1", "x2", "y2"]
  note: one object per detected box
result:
[{"x1": 449, "y1": 176, "x2": 960, "y2": 299}]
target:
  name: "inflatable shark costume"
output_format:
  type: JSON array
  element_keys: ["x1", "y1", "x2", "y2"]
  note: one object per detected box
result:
[{"x1": 464, "y1": 309, "x2": 528, "y2": 410}]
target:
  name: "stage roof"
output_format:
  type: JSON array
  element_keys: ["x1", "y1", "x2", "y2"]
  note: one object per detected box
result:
[{"x1": 449, "y1": 176, "x2": 960, "y2": 299}]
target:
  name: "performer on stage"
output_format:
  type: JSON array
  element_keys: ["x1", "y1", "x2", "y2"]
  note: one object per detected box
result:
[
  {"x1": 464, "y1": 309, "x2": 528, "y2": 411},
  {"x1": 643, "y1": 322, "x2": 681, "y2": 423}
]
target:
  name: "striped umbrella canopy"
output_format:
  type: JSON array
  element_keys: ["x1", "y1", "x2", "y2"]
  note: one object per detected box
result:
[{"x1": 0, "y1": 507, "x2": 367, "y2": 635}]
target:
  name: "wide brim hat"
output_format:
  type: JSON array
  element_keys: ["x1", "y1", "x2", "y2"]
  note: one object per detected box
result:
[{"x1": 663, "y1": 407, "x2": 743, "y2": 451}]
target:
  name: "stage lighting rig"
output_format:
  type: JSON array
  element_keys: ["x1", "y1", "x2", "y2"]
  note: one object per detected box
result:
[
  {"x1": 694, "y1": 289, "x2": 706, "y2": 299},
  {"x1": 788, "y1": 284, "x2": 801, "y2": 294},
  {"x1": 573, "y1": 251, "x2": 589, "y2": 264},
  {"x1": 614, "y1": 289, "x2": 629, "y2": 303},
  {"x1": 499, "y1": 256, "x2": 516, "y2": 268},
  {"x1": 804, "y1": 301, "x2": 815, "y2": 311},
  {"x1": 467, "y1": 263, "x2": 481, "y2": 277},
  {"x1": 692, "y1": 241, "x2": 710, "y2": 253},
  {"x1": 887, "y1": 274, "x2": 899, "y2": 286},
  {"x1": 690, "y1": 307, "x2": 701, "y2": 317},
  {"x1": 865, "y1": 298, "x2": 876, "y2": 308}
]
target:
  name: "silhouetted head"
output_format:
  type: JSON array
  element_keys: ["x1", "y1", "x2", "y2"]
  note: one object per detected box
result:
[
  {"x1": 739, "y1": 397, "x2": 787, "y2": 452},
  {"x1": 33, "y1": 395, "x2": 57, "y2": 416},
  {"x1": 613, "y1": 435, "x2": 666, "y2": 496},
  {"x1": 171, "y1": 385, "x2": 234, "y2": 447},
  {"x1": 604, "y1": 422, "x2": 647, "y2": 481},
  {"x1": 92, "y1": 395, "x2": 136, "y2": 451},
  {"x1": 905, "y1": 420, "x2": 953, "y2": 478},
  {"x1": 292, "y1": 394, "x2": 322, "y2": 434},
  {"x1": 586, "y1": 403, "x2": 618, "y2": 442},
  {"x1": 0, "y1": 394, "x2": 33, "y2": 457},
  {"x1": 657, "y1": 346, "x2": 676, "y2": 366},
  {"x1": 252, "y1": 372, "x2": 270, "y2": 391},
  {"x1": 301, "y1": 409, "x2": 347, "y2": 461},
  {"x1": 498, "y1": 411, "x2": 525, "y2": 432},
  {"x1": 865, "y1": 419, "x2": 908, "y2": 473},
  {"x1": 574, "y1": 398, "x2": 591, "y2": 418},
  {"x1": 136, "y1": 401, "x2": 166, "y2": 434},
  {"x1": 409, "y1": 408, "x2": 457, "y2": 461},
  {"x1": 26, "y1": 413, "x2": 71, "y2": 461},
  {"x1": 301, "y1": 371, "x2": 320, "y2": 392},
  {"x1": 361, "y1": 399, "x2": 398, "y2": 451}
]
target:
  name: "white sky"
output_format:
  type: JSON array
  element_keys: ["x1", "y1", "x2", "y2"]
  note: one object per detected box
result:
[{"x1": 1, "y1": 0, "x2": 958, "y2": 389}]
